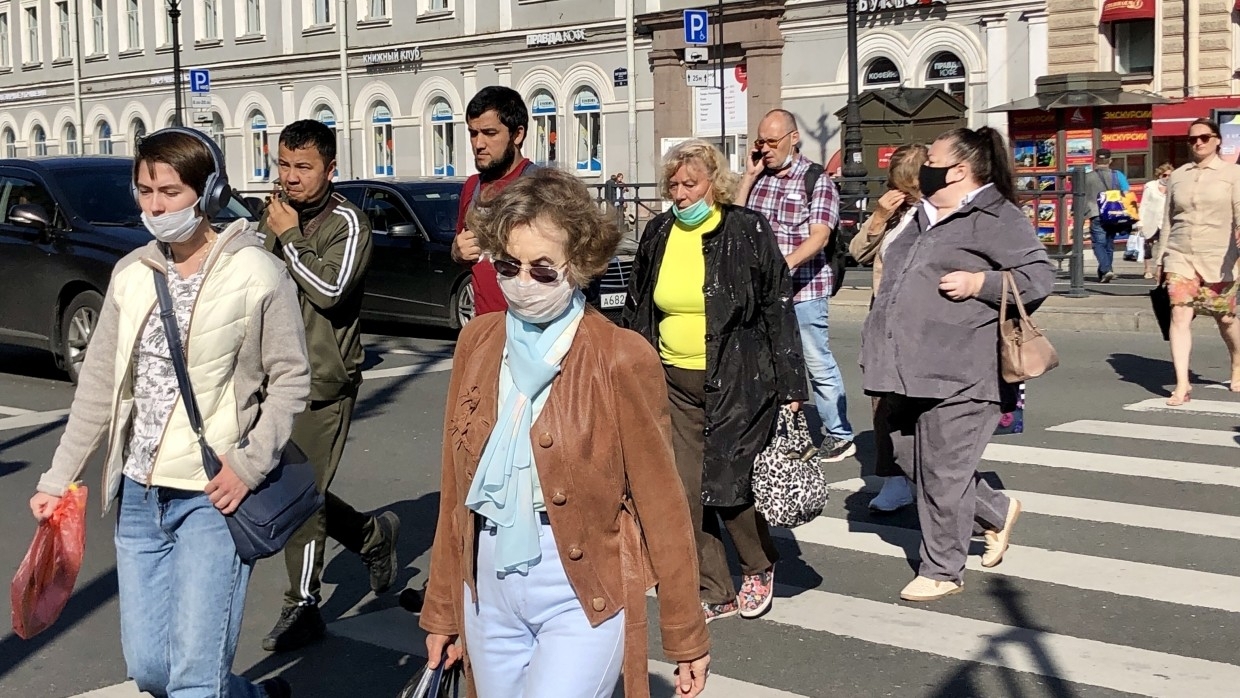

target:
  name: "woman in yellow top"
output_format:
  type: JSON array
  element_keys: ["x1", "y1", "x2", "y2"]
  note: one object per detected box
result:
[
  {"x1": 1153, "y1": 118, "x2": 1240, "y2": 405},
  {"x1": 623, "y1": 140, "x2": 806, "y2": 623}
]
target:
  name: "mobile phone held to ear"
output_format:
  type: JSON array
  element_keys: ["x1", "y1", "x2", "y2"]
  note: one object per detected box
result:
[{"x1": 751, "y1": 149, "x2": 763, "y2": 165}]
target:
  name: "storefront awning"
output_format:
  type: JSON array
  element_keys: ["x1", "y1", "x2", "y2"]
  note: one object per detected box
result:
[
  {"x1": 1153, "y1": 96, "x2": 1240, "y2": 136},
  {"x1": 1100, "y1": 0, "x2": 1156, "y2": 23}
]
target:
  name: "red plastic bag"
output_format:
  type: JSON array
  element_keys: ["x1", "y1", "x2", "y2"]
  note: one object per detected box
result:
[{"x1": 11, "y1": 484, "x2": 87, "y2": 639}]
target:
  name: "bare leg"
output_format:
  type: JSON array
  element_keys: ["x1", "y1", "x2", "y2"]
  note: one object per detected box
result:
[
  {"x1": 1168, "y1": 305, "x2": 1195, "y2": 404},
  {"x1": 1215, "y1": 314, "x2": 1240, "y2": 390}
]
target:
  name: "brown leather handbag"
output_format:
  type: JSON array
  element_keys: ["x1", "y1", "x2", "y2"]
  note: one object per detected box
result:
[{"x1": 999, "y1": 271, "x2": 1059, "y2": 382}]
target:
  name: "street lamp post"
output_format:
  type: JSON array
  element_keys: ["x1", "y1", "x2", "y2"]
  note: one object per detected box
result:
[
  {"x1": 840, "y1": 0, "x2": 867, "y2": 204},
  {"x1": 168, "y1": 0, "x2": 184, "y2": 127}
]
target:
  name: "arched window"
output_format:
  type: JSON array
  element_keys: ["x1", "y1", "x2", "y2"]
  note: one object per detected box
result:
[
  {"x1": 249, "y1": 111, "x2": 269, "y2": 180},
  {"x1": 2, "y1": 127, "x2": 16, "y2": 158},
  {"x1": 863, "y1": 57, "x2": 901, "y2": 89},
  {"x1": 96, "y1": 120, "x2": 113, "y2": 155},
  {"x1": 529, "y1": 90, "x2": 557, "y2": 166},
  {"x1": 63, "y1": 123, "x2": 78, "y2": 155},
  {"x1": 571, "y1": 87, "x2": 602, "y2": 174},
  {"x1": 315, "y1": 105, "x2": 340, "y2": 178},
  {"x1": 32, "y1": 125, "x2": 47, "y2": 156},
  {"x1": 924, "y1": 51, "x2": 966, "y2": 103},
  {"x1": 428, "y1": 97, "x2": 456, "y2": 176},
  {"x1": 371, "y1": 102, "x2": 393, "y2": 176},
  {"x1": 209, "y1": 112, "x2": 225, "y2": 163},
  {"x1": 130, "y1": 117, "x2": 147, "y2": 150}
]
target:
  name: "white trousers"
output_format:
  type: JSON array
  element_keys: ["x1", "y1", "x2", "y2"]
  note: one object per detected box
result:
[{"x1": 465, "y1": 520, "x2": 626, "y2": 698}]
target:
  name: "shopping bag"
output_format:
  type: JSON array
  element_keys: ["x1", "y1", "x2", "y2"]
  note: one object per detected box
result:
[
  {"x1": 752, "y1": 407, "x2": 828, "y2": 528},
  {"x1": 1123, "y1": 233, "x2": 1145, "y2": 262},
  {"x1": 396, "y1": 648, "x2": 462, "y2": 698},
  {"x1": 1150, "y1": 283, "x2": 1172, "y2": 341},
  {"x1": 11, "y1": 484, "x2": 88, "y2": 640}
]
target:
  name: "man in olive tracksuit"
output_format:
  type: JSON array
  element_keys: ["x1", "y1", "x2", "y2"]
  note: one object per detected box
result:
[{"x1": 257, "y1": 120, "x2": 400, "y2": 652}]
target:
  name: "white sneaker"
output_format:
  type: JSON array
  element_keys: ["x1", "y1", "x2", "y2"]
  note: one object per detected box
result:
[
  {"x1": 868, "y1": 477, "x2": 914, "y2": 513},
  {"x1": 899, "y1": 576, "x2": 963, "y2": 602},
  {"x1": 982, "y1": 498, "x2": 1023, "y2": 568}
]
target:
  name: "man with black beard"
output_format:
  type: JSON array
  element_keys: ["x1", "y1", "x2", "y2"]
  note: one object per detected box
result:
[{"x1": 450, "y1": 86, "x2": 538, "y2": 317}]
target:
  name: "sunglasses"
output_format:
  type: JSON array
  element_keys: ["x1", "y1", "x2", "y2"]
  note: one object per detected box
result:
[
  {"x1": 753, "y1": 130, "x2": 794, "y2": 149},
  {"x1": 1188, "y1": 134, "x2": 1218, "y2": 144},
  {"x1": 493, "y1": 258, "x2": 567, "y2": 284}
]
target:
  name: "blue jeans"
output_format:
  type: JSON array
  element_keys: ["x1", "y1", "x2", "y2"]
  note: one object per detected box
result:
[
  {"x1": 114, "y1": 477, "x2": 265, "y2": 698},
  {"x1": 794, "y1": 296, "x2": 853, "y2": 441},
  {"x1": 464, "y1": 521, "x2": 626, "y2": 698},
  {"x1": 1090, "y1": 218, "x2": 1117, "y2": 278}
]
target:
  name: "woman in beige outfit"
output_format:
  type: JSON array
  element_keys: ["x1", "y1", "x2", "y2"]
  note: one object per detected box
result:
[
  {"x1": 1153, "y1": 118, "x2": 1240, "y2": 405},
  {"x1": 848, "y1": 144, "x2": 926, "y2": 512}
]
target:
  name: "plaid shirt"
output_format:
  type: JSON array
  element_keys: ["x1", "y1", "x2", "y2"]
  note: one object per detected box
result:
[{"x1": 745, "y1": 155, "x2": 840, "y2": 302}]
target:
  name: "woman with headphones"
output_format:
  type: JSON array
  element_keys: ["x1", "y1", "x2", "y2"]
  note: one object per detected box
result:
[{"x1": 28, "y1": 129, "x2": 310, "y2": 698}]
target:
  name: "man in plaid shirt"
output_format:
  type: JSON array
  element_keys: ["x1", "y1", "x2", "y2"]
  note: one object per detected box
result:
[{"x1": 737, "y1": 109, "x2": 855, "y2": 462}]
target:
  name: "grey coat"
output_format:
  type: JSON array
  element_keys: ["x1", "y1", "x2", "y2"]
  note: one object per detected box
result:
[{"x1": 860, "y1": 185, "x2": 1055, "y2": 404}]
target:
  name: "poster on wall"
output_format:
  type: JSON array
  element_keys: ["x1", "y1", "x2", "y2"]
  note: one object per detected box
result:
[
  {"x1": 694, "y1": 64, "x2": 749, "y2": 137},
  {"x1": 1217, "y1": 110, "x2": 1240, "y2": 165},
  {"x1": 1065, "y1": 130, "x2": 1094, "y2": 167},
  {"x1": 1100, "y1": 107, "x2": 1152, "y2": 154}
]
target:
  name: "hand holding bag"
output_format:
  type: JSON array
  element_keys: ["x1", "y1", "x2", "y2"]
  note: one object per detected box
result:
[
  {"x1": 752, "y1": 406, "x2": 828, "y2": 528},
  {"x1": 998, "y1": 271, "x2": 1059, "y2": 383},
  {"x1": 396, "y1": 648, "x2": 463, "y2": 698},
  {"x1": 153, "y1": 270, "x2": 323, "y2": 562}
]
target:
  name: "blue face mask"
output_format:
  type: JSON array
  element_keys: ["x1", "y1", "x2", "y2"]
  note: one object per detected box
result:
[{"x1": 673, "y1": 198, "x2": 712, "y2": 227}]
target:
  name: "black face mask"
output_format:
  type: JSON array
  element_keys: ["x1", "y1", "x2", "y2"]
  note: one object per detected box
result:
[{"x1": 918, "y1": 163, "x2": 960, "y2": 199}]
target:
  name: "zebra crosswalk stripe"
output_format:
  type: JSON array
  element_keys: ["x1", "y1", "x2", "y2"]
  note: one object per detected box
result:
[
  {"x1": 1048, "y1": 420, "x2": 1240, "y2": 449},
  {"x1": 981, "y1": 442, "x2": 1240, "y2": 487}
]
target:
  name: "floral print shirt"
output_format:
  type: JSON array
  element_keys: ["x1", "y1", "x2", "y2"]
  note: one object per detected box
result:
[{"x1": 121, "y1": 258, "x2": 206, "y2": 485}]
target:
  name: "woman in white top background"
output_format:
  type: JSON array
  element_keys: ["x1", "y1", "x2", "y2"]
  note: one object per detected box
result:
[{"x1": 1137, "y1": 163, "x2": 1173, "y2": 279}]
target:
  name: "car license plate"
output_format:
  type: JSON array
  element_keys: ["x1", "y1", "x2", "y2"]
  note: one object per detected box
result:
[{"x1": 600, "y1": 293, "x2": 626, "y2": 309}]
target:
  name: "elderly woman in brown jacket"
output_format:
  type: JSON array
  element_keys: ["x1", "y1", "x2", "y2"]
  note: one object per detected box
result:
[
  {"x1": 848, "y1": 143, "x2": 927, "y2": 513},
  {"x1": 421, "y1": 167, "x2": 710, "y2": 698},
  {"x1": 1154, "y1": 118, "x2": 1240, "y2": 406}
]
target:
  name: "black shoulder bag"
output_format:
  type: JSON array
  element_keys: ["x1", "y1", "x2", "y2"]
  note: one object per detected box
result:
[{"x1": 152, "y1": 269, "x2": 323, "y2": 562}]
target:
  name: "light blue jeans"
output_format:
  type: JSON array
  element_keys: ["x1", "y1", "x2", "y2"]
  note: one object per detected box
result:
[
  {"x1": 794, "y1": 296, "x2": 854, "y2": 441},
  {"x1": 464, "y1": 520, "x2": 626, "y2": 698},
  {"x1": 114, "y1": 477, "x2": 266, "y2": 698}
]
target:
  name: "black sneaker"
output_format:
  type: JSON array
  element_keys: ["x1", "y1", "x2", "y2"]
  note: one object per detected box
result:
[
  {"x1": 259, "y1": 677, "x2": 292, "y2": 698},
  {"x1": 818, "y1": 436, "x2": 857, "y2": 463},
  {"x1": 262, "y1": 605, "x2": 326, "y2": 653},
  {"x1": 362, "y1": 511, "x2": 401, "y2": 594}
]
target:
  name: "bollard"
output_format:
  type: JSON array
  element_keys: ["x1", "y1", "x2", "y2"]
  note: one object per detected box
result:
[{"x1": 1068, "y1": 166, "x2": 1088, "y2": 298}]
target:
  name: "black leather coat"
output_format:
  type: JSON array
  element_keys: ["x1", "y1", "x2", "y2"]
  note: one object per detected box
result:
[{"x1": 622, "y1": 205, "x2": 807, "y2": 507}]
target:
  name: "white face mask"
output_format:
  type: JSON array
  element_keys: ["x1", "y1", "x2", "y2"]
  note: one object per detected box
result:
[
  {"x1": 498, "y1": 275, "x2": 575, "y2": 324},
  {"x1": 141, "y1": 204, "x2": 202, "y2": 244}
]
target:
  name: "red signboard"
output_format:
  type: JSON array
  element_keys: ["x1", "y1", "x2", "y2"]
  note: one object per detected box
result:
[
  {"x1": 1100, "y1": 0, "x2": 1155, "y2": 22},
  {"x1": 1009, "y1": 110, "x2": 1057, "y2": 136},
  {"x1": 878, "y1": 146, "x2": 897, "y2": 169},
  {"x1": 1100, "y1": 127, "x2": 1150, "y2": 151}
]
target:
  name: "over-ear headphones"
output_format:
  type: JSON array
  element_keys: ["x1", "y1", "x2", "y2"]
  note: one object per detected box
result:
[{"x1": 131, "y1": 126, "x2": 232, "y2": 218}]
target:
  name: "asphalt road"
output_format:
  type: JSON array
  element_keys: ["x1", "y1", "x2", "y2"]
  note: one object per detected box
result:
[{"x1": 1, "y1": 319, "x2": 1238, "y2": 698}]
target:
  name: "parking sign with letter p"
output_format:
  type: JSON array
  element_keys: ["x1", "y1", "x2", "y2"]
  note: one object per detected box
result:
[
  {"x1": 683, "y1": 9, "x2": 708, "y2": 46},
  {"x1": 189, "y1": 69, "x2": 210, "y2": 94}
]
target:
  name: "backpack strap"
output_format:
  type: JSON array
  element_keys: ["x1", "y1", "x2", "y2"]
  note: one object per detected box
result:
[
  {"x1": 302, "y1": 193, "x2": 343, "y2": 240},
  {"x1": 803, "y1": 162, "x2": 824, "y2": 201}
]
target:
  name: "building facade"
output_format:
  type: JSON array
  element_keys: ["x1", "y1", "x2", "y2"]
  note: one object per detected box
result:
[
  {"x1": 1048, "y1": 0, "x2": 1240, "y2": 167},
  {"x1": 0, "y1": 0, "x2": 1048, "y2": 187}
]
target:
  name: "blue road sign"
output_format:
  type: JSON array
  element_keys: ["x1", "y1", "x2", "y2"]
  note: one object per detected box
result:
[
  {"x1": 189, "y1": 69, "x2": 211, "y2": 93},
  {"x1": 683, "y1": 9, "x2": 708, "y2": 46}
]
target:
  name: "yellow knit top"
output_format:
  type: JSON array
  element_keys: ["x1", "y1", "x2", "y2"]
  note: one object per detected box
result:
[{"x1": 653, "y1": 206, "x2": 722, "y2": 370}]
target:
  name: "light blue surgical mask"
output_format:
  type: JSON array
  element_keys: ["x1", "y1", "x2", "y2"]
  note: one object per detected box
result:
[{"x1": 673, "y1": 198, "x2": 712, "y2": 227}]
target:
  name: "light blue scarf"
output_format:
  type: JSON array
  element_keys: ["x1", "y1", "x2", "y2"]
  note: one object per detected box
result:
[{"x1": 465, "y1": 291, "x2": 586, "y2": 575}]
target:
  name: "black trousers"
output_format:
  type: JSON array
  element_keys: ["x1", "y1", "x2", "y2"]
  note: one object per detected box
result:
[{"x1": 282, "y1": 393, "x2": 378, "y2": 607}]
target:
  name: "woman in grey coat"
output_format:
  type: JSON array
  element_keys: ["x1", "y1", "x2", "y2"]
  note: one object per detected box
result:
[{"x1": 860, "y1": 127, "x2": 1055, "y2": 603}]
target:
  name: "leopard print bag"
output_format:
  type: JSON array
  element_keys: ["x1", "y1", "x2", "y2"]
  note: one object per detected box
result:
[{"x1": 753, "y1": 406, "x2": 829, "y2": 528}]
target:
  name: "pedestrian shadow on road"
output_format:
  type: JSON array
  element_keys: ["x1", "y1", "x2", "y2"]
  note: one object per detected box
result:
[
  {"x1": 1107, "y1": 352, "x2": 1206, "y2": 396},
  {"x1": 0, "y1": 566, "x2": 119, "y2": 683},
  {"x1": 0, "y1": 419, "x2": 69, "y2": 478},
  {"x1": 927, "y1": 576, "x2": 1079, "y2": 698},
  {"x1": 316, "y1": 493, "x2": 442, "y2": 623}
]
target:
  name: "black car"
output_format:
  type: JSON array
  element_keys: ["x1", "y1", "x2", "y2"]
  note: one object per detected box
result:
[
  {"x1": 0, "y1": 156, "x2": 255, "y2": 380},
  {"x1": 337, "y1": 178, "x2": 632, "y2": 329}
]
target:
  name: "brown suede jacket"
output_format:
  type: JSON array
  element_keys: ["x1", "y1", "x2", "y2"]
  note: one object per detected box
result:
[{"x1": 419, "y1": 308, "x2": 710, "y2": 698}]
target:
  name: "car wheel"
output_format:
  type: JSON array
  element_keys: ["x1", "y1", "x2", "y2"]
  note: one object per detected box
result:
[
  {"x1": 60, "y1": 290, "x2": 103, "y2": 384},
  {"x1": 450, "y1": 277, "x2": 475, "y2": 330}
]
